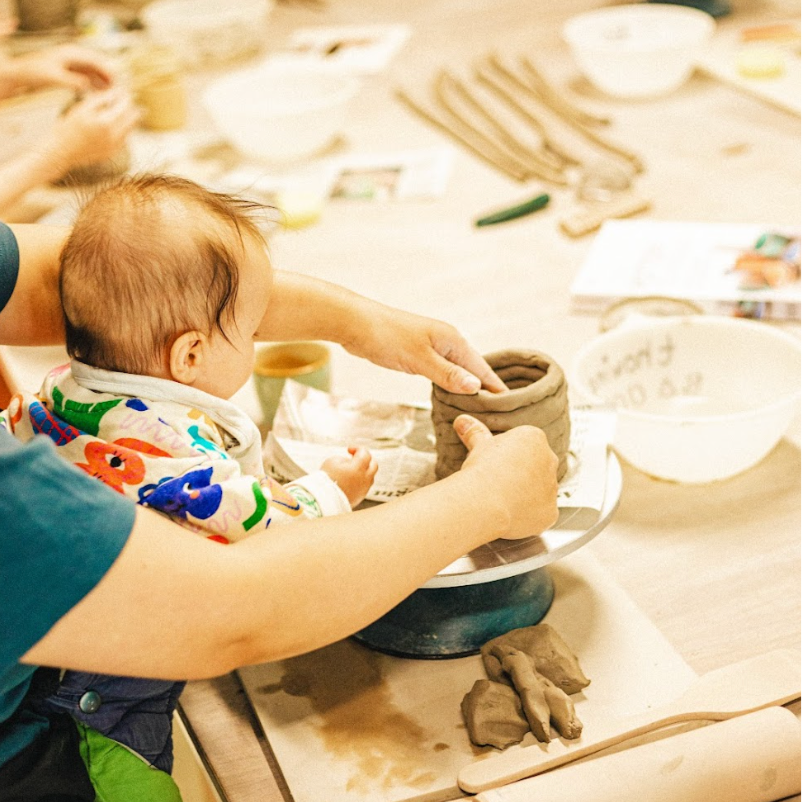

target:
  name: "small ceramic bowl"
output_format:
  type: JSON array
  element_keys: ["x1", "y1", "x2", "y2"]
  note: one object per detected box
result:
[{"x1": 563, "y1": 4, "x2": 715, "y2": 98}]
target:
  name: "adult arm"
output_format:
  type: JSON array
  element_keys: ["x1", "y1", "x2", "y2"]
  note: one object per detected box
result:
[
  {"x1": 23, "y1": 417, "x2": 558, "y2": 679},
  {"x1": 0, "y1": 44, "x2": 114, "y2": 98},
  {"x1": 1, "y1": 230, "x2": 505, "y2": 392},
  {"x1": 0, "y1": 224, "x2": 66, "y2": 345},
  {"x1": 0, "y1": 88, "x2": 138, "y2": 217},
  {"x1": 260, "y1": 270, "x2": 507, "y2": 393}
]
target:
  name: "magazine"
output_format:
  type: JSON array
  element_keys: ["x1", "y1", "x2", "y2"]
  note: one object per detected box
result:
[{"x1": 570, "y1": 220, "x2": 801, "y2": 320}]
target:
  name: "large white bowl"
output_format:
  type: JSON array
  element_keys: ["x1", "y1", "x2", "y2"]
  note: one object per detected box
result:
[
  {"x1": 563, "y1": 4, "x2": 715, "y2": 98},
  {"x1": 203, "y1": 63, "x2": 361, "y2": 164},
  {"x1": 571, "y1": 316, "x2": 801, "y2": 483}
]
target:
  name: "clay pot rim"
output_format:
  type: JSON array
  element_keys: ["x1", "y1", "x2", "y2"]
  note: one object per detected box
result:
[{"x1": 433, "y1": 349, "x2": 565, "y2": 414}]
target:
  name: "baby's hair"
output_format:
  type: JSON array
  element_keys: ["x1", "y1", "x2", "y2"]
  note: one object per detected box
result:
[{"x1": 60, "y1": 174, "x2": 268, "y2": 375}]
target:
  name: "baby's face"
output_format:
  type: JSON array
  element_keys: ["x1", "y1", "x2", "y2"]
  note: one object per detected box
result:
[{"x1": 194, "y1": 233, "x2": 273, "y2": 400}]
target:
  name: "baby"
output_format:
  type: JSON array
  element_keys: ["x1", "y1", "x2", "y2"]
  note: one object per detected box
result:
[{"x1": 1, "y1": 174, "x2": 376, "y2": 800}]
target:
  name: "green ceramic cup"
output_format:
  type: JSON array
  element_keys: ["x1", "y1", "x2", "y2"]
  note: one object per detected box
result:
[{"x1": 253, "y1": 341, "x2": 331, "y2": 427}]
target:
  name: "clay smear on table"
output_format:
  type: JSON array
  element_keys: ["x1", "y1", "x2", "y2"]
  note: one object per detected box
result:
[
  {"x1": 462, "y1": 623, "x2": 590, "y2": 749},
  {"x1": 259, "y1": 640, "x2": 440, "y2": 793},
  {"x1": 431, "y1": 349, "x2": 571, "y2": 481}
]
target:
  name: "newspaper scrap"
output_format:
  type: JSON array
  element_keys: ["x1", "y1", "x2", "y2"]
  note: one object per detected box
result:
[
  {"x1": 264, "y1": 382, "x2": 615, "y2": 510},
  {"x1": 265, "y1": 382, "x2": 435, "y2": 502}
]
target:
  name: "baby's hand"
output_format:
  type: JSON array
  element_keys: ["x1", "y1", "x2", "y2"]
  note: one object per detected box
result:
[{"x1": 321, "y1": 446, "x2": 378, "y2": 508}]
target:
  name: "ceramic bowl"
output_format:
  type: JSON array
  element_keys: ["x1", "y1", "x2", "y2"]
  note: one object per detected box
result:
[
  {"x1": 203, "y1": 62, "x2": 362, "y2": 164},
  {"x1": 141, "y1": 0, "x2": 274, "y2": 69},
  {"x1": 571, "y1": 316, "x2": 801, "y2": 482},
  {"x1": 563, "y1": 4, "x2": 715, "y2": 98}
]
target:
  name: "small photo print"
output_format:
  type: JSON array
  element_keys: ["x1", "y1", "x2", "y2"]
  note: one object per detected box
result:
[
  {"x1": 331, "y1": 166, "x2": 403, "y2": 200},
  {"x1": 327, "y1": 148, "x2": 454, "y2": 201}
]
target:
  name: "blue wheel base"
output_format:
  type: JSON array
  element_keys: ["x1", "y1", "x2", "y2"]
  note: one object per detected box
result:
[{"x1": 353, "y1": 567, "x2": 555, "y2": 659}]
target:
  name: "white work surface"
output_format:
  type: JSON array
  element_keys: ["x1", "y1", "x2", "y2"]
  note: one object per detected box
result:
[{"x1": 2, "y1": 0, "x2": 799, "y2": 800}]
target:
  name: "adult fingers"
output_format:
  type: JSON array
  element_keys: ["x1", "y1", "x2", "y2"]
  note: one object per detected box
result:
[
  {"x1": 56, "y1": 45, "x2": 115, "y2": 87},
  {"x1": 453, "y1": 415, "x2": 493, "y2": 452},
  {"x1": 431, "y1": 330, "x2": 507, "y2": 394}
]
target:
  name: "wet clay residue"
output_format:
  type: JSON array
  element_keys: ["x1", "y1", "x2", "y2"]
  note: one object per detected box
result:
[{"x1": 268, "y1": 640, "x2": 439, "y2": 793}]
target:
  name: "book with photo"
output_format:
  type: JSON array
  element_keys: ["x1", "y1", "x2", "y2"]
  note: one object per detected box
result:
[{"x1": 570, "y1": 220, "x2": 801, "y2": 320}]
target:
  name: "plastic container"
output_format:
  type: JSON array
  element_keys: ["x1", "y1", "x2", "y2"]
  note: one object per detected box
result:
[
  {"x1": 571, "y1": 316, "x2": 801, "y2": 483},
  {"x1": 141, "y1": 0, "x2": 274, "y2": 70},
  {"x1": 563, "y1": 4, "x2": 715, "y2": 98},
  {"x1": 203, "y1": 63, "x2": 361, "y2": 164}
]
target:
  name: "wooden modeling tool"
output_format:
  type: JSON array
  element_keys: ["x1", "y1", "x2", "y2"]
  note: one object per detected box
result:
[
  {"x1": 560, "y1": 192, "x2": 652, "y2": 237},
  {"x1": 474, "y1": 706, "x2": 801, "y2": 802},
  {"x1": 458, "y1": 648, "x2": 801, "y2": 794}
]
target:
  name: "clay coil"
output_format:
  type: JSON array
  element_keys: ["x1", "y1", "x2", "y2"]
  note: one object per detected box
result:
[
  {"x1": 432, "y1": 350, "x2": 564, "y2": 414},
  {"x1": 432, "y1": 349, "x2": 571, "y2": 480}
]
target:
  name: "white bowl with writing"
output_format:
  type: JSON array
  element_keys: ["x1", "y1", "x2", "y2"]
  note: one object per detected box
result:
[{"x1": 571, "y1": 316, "x2": 801, "y2": 482}]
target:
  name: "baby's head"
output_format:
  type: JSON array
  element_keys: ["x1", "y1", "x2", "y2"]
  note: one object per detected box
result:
[{"x1": 60, "y1": 174, "x2": 273, "y2": 399}]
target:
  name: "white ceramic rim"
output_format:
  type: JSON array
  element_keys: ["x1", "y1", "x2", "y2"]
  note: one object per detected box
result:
[
  {"x1": 563, "y1": 3, "x2": 715, "y2": 53},
  {"x1": 571, "y1": 316, "x2": 802, "y2": 424},
  {"x1": 143, "y1": 0, "x2": 272, "y2": 23},
  {"x1": 203, "y1": 65, "x2": 361, "y2": 116}
]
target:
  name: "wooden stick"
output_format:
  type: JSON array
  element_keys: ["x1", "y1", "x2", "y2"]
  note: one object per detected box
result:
[
  {"x1": 395, "y1": 88, "x2": 529, "y2": 181},
  {"x1": 433, "y1": 72, "x2": 537, "y2": 179},
  {"x1": 489, "y1": 55, "x2": 645, "y2": 173},
  {"x1": 437, "y1": 71, "x2": 568, "y2": 185},
  {"x1": 475, "y1": 65, "x2": 582, "y2": 169},
  {"x1": 517, "y1": 55, "x2": 611, "y2": 127}
]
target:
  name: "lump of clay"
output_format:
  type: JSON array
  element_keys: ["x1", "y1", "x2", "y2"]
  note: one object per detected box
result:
[
  {"x1": 461, "y1": 679, "x2": 531, "y2": 749},
  {"x1": 431, "y1": 349, "x2": 571, "y2": 482},
  {"x1": 481, "y1": 623, "x2": 590, "y2": 695},
  {"x1": 491, "y1": 646, "x2": 583, "y2": 742}
]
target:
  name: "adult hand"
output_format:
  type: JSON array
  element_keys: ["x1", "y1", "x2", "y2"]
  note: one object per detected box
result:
[
  {"x1": 347, "y1": 306, "x2": 507, "y2": 394},
  {"x1": 1, "y1": 45, "x2": 114, "y2": 96},
  {"x1": 454, "y1": 414, "x2": 559, "y2": 539},
  {"x1": 39, "y1": 87, "x2": 139, "y2": 176}
]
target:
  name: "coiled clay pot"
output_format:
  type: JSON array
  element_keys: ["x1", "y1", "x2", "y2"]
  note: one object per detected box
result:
[{"x1": 431, "y1": 349, "x2": 570, "y2": 481}]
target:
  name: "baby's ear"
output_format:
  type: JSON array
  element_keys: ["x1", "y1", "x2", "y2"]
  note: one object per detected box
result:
[{"x1": 169, "y1": 331, "x2": 205, "y2": 384}]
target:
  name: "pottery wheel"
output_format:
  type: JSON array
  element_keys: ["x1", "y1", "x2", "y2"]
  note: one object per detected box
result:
[
  {"x1": 425, "y1": 450, "x2": 622, "y2": 588},
  {"x1": 354, "y1": 452, "x2": 622, "y2": 658}
]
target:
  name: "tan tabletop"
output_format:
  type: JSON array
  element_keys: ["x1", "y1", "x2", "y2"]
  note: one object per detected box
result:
[
  {"x1": 171, "y1": 0, "x2": 800, "y2": 799},
  {"x1": 3, "y1": 0, "x2": 799, "y2": 798}
]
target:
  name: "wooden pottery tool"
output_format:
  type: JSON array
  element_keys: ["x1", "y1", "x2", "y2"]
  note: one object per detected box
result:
[
  {"x1": 458, "y1": 648, "x2": 801, "y2": 793},
  {"x1": 474, "y1": 706, "x2": 801, "y2": 802},
  {"x1": 560, "y1": 192, "x2": 652, "y2": 237}
]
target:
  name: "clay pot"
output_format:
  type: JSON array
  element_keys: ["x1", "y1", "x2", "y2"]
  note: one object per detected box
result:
[{"x1": 431, "y1": 349, "x2": 570, "y2": 481}]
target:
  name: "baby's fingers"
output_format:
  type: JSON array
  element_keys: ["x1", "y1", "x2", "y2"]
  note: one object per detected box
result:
[{"x1": 347, "y1": 446, "x2": 370, "y2": 466}]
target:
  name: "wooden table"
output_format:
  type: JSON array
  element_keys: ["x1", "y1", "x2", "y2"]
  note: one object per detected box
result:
[
  {"x1": 172, "y1": 0, "x2": 800, "y2": 798},
  {"x1": 4, "y1": 0, "x2": 800, "y2": 798}
]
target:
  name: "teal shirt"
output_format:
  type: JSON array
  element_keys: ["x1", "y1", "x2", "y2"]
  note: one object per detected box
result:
[
  {"x1": 0, "y1": 221, "x2": 136, "y2": 765},
  {"x1": 0, "y1": 427, "x2": 135, "y2": 766}
]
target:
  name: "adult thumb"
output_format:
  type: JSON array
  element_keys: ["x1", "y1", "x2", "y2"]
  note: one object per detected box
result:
[{"x1": 453, "y1": 414, "x2": 492, "y2": 451}]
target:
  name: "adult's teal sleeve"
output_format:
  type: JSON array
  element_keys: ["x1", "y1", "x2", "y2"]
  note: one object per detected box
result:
[
  {"x1": 0, "y1": 431, "x2": 135, "y2": 666},
  {"x1": 0, "y1": 430, "x2": 135, "y2": 765},
  {"x1": 0, "y1": 222, "x2": 20, "y2": 314}
]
